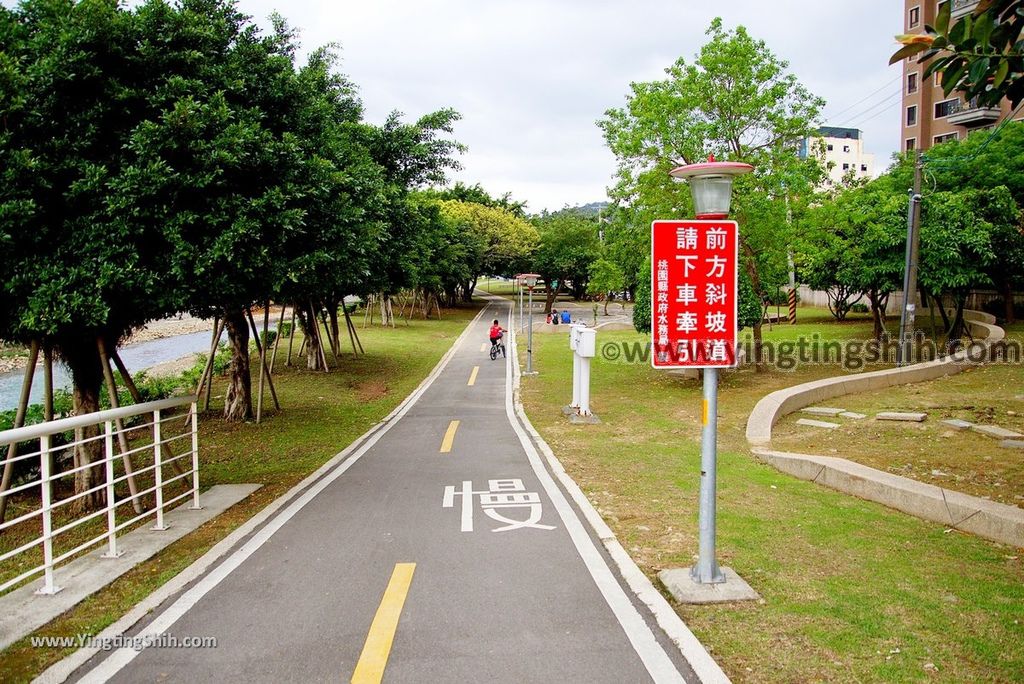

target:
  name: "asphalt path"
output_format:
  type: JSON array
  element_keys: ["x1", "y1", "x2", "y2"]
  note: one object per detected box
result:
[{"x1": 67, "y1": 298, "x2": 700, "y2": 683}]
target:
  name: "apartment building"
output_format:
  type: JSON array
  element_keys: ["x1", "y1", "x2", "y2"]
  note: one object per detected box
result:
[
  {"x1": 901, "y1": 0, "x2": 1020, "y2": 152},
  {"x1": 800, "y1": 127, "x2": 876, "y2": 186}
]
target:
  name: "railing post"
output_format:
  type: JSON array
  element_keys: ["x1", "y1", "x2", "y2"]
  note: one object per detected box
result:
[
  {"x1": 35, "y1": 434, "x2": 63, "y2": 595},
  {"x1": 189, "y1": 402, "x2": 202, "y2": 510},
  {"x1": 101, "y1": 420, "x2": 123, "y2": 559},
  {"x1": 151, "y1": 409, "x2": 169, "y2": 530}
]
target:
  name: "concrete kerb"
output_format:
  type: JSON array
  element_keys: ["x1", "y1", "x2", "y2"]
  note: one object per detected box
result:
[
  {"x1": 33, "y1": 303, "x2": 492, "y2": 684},
  {"x1": 753, "y1": 448, "x2": 1024, "y2": 548},
  {"x1": 745, "y1": 309, "x2": 1005, "y2": 446},
  {"x1": 745, "y1": 310, "x2": 1023, "y2": 548},
  {"x1": 508, "y1": 322, "x2": 730, "y2": 683}
]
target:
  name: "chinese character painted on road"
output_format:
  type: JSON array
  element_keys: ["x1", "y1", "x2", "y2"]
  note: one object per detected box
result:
[{"x1": 442, "y1": 479, "x2": 555, "y2": 533}]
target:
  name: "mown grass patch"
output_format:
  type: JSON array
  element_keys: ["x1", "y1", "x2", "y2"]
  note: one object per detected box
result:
[{"x1": 520, "y1": 328, "x2": 1024, "y2": 683}]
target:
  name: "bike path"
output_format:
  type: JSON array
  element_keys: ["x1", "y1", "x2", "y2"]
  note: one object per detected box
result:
[{"x1": 70, "y1": 299, "x2": 698, "y2": 683}]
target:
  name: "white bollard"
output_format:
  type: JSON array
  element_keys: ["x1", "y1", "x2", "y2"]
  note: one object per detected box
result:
[
  {"x1": 569, "y1": 324, "x2": 582, "y2": 410},
  {"x1": 576, "y1": 328, "x2": 597, "y2": 420}
]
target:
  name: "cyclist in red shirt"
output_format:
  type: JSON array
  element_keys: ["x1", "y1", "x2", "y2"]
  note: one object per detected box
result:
[{"x1": 488, "y1": 320, "x2": 506, "y2": 347}]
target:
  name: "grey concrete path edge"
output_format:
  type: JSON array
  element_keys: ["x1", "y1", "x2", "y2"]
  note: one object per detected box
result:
[
  {"x1": 745, "y1": 310, "x2": 1023, "y2": 548},
  {"x1": 0, "y1": 484, "x2": 262, "y2": 652},
  {"x1": 753, "y1": 448, "x2": 1024, "y2": 548},
  {"x1": 508, "y1": 317, "x2": 731, "y2": 684}
]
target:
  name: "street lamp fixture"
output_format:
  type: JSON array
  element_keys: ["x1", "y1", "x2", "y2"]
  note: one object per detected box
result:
[
  {"x1": 670, "y1": 156, "x2": 753, "y2": 219},
  {"x1": 519, "y1": 273, "x2": 541, "y2": 375}
]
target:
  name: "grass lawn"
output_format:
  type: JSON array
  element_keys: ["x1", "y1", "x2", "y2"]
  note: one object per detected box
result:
[
  {"x1": 772, "y1": 322, "x2": 1024, "y2": 506},
  {"x1": 519, "y1": 325, "x2": 1024, "y2": 683},
  {"x1": 0, "y1": 303, "x2": 482, "y2": 682}
]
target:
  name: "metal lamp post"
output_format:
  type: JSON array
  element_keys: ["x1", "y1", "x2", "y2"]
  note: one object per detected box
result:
[
  {"x1": 669, "y1": 156, "x2": 752, "y2": 585},
  {"x1": 521, "y1": 273, "x2": 540, "y2": 375}
]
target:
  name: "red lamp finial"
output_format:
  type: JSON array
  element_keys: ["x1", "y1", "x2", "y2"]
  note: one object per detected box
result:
[{"x1": 708, "y1": 154, "x2": 715, "y2": 162}]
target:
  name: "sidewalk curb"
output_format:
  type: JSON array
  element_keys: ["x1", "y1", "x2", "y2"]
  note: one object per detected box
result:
[
  {"x1": 507, "y1": 318, "x2": 730, "y2": 684},
  {"x1": 33, "y1": 304, "x2": 491, "y2": 684}
]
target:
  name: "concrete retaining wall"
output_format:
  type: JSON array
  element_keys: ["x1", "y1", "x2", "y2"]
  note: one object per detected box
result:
[
  {"x1": 746, "y1": 310, "x2": 1004, "y2": 446},
  {"x1": 755, "y1": 448, "x2": 1024, "y2": 548}
]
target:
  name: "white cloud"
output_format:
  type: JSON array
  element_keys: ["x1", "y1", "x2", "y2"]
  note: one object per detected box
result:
[{"x1": 186, "y1": 1, "x2": 911, "y2": 210}]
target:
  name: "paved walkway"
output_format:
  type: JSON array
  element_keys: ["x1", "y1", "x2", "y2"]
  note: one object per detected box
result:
[{"x1": 66, "y1": 299, "x2": 699, "y2": 683}]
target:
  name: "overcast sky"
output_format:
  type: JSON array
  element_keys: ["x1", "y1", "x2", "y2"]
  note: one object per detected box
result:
[{"x1": 49, "y1": 0, "x2": 911, "y2": 212}]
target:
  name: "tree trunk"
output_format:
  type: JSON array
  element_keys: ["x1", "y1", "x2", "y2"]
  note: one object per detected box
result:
[
  {"x1": 1001, "y1": 281, "x2": 1016, "y2": 324},
  {"x1": 222, "y1": 309, "x2": 253, "y2": 422},
  {"x1": 328, "y1": 304, "x2": 341, "y2": 356},
  {"x1": 544, "y1": 279, "x2": 563, "y2": 313},
  {"x1": 740, "y1": 241, "x2": 765, "y2": 370},
  {"x1": 868, "y1": 292, "x2": 885, "y2": 341},
  {"x1": 62, "y1": 342, "x2": 105, "y2": 511},
  {"x1": 300, "y1": 303, "x2": 323, "y2": 370}
]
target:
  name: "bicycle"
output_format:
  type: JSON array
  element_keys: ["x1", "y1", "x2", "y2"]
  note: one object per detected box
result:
[{"x1": 489, "y1": 337, "x2": 506, "y2": 360}]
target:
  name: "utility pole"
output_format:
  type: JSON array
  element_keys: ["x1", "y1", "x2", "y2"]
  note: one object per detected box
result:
[{"x1": 897, "y1": 151, "x2": 923, "y2": 367}]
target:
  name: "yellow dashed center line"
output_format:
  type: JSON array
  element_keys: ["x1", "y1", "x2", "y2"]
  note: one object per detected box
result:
[
  {"x1": 350, "y1": 562, "x2": 416, "y2": 684},
  {"x1": 467, "y1": 366, "x2": 479, "y2": 386},
  {"x1": 439, "y1": 420, "x2": 460, "y2": 453}
]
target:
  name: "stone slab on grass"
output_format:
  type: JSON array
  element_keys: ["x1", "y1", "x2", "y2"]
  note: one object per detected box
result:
[
  {"x1": 942, "y1": 418, "x2": 973, "y2": 430},
  {"x1": 839, "y1": 411, "x2": 867, "y2": 420},
  {"x1": 1001, "y1": 440, "x2": 1024, "y2": 450},
  {"x1": 659, "y1": 567, "x2": 760, "y2": 604},
  {"x1": 971, "y1": 424, "x2": 1024, "y2": 439},
  {"x1": 796, "y1": 418, "x2": 840, "y2": 429},
  {"x1": 876, "y1": 411, "x2": 927, "y2": 422},
  {"x1": 801, "y1": 406, "x2": 845, "y2": 416}
]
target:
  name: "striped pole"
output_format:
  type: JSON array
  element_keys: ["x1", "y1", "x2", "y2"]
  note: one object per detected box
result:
[{"x1": 787, "y1": 288, "x2": 797, "y2": 325}]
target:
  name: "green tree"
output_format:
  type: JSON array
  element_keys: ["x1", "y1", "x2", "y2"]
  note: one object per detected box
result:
[
  {"x1": 587, "y1": 259, "x2": 625, "y2": 315},
  {"x1": 112, "y1": 1, "x2": 318, "y2": 419},
  {"x1": 0, "y1": 0, "x2": 186, "y2": 501},
  {"x1": 892, "y1": 0, "x2": 1024, "y2": 108},
  {"x1": 530, "y1": 210, "x2": 602, "y2": 311},
  {"x1": 436, "y1": 199, "x2": 539, "y2": 299},
  {"x1": 599, "y1": 17, "x2": 825, "y2": 363}
]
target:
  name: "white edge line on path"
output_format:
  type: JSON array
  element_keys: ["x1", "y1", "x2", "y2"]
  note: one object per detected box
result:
[
  {"x1": 36, "y1": 303, "x2": 492, "y2": 684},
  {"x1": 504, "y1": 302, "x2": 730, "y2": 684}
]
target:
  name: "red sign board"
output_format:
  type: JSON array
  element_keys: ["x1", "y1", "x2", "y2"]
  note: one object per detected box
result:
[{"x1": 651, "y1": 219, "x2": 739, "y2": 368}]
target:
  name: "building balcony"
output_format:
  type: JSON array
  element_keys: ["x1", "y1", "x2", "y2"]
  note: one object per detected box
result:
[
  {"x1": 951, "y1": 0, "x2": 980, "y2": 20},
  {"x1": 947, "y1": 98, "x2": 1001, "y2": 127}
]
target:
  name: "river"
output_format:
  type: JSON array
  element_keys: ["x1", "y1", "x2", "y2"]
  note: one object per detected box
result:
[{"x1": 0, "y1": 329, "x2": 228, "y2": 412}]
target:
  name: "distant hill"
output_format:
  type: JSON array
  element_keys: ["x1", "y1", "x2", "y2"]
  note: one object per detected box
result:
[{"x1": 573, "y1": 201, "x2": 609, "y2": 217}]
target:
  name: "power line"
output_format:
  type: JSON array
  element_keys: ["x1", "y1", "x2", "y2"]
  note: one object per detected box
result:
[
  {"x1": 827, "y1": 87, "x2": 901, "y2": 129},
  {"x1": 821, "y1": 74, "x2": 902, "y2": 122},
  {"x1": 845, "y1": 91, "x2": 903, "y2": 128}
]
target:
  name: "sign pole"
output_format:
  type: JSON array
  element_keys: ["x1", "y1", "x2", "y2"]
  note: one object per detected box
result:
[
  {"x1": 693, "y1": 367, "x2": 724, "y2": 583},
  {"x1": 526, "y1": 287, "x2": 535, "y2": 374},
  {"x1": 650, "y1": 158, "x2": 759, "y2": 602}
]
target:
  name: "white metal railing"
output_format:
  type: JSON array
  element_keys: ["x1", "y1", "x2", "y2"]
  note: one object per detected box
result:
[{"x1": 0, "y1": 396, "x2": 200, "y2": 596}]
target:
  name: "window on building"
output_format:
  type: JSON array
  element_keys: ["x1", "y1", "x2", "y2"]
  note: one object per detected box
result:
[
  {"x1": 906, "y1": 105, "x2": 918, "y2": 127},
  {"x1": 843, "y1": 145, "x2": 850, "y2": 153},
  {"x1": 935, "y1": 72, "x2": 943, "y2": 87},
  {"x1": 906, "y1": 138, "x2": 916, "y2": 152},
  {"x1": 842, "y1": 163, "x2": 850, "y2": 171},
  {"x1": 860, "y1": 165, "x2": 868, "y2": 172},
  {"x1": 934, "y1": 132, "x2": 958, "y2": 144},
  {"x1": 934, "y1": 99, "x2": 959, "y2": 118},
  {"x1": 907, "y1": 73, "x2": 918, "y2": 94},
  {"x1": 909, "y1": 6, "x2": 920, "y2": 28},
  {"x1": 826, "y1": 144, "x2": 833, "y2": 151}
]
